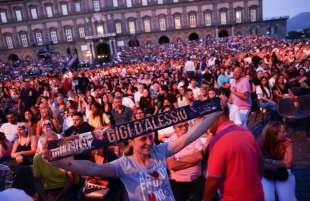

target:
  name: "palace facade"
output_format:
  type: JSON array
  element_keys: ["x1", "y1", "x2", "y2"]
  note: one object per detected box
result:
[{"x1": 0, "y1": 0, "x2": 287, "y2": 62}]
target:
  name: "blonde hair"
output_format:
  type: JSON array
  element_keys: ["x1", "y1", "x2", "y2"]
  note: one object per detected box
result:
[{"x1": 36, "y1": 136, "x2": 48, "y2": 154}]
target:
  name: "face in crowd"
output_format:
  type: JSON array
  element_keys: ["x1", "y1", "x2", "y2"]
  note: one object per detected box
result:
[
  {"x1": 174, "y1": 122, "x2": 189, "y2": 137},
  {"x1": 130, "y1": 133, "x2": 155, "y2": 156},
  {"x1": 72, "y1": 114, "x2": 83, "y2": 127},
  {"x1": 6, "y1": 113, "x2": 16, "y2": 124},
  {"x1": 233, "y1": 67, "x2": 242, "y2": 81}
]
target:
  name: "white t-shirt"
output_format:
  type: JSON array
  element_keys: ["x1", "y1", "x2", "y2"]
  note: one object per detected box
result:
[
  {"x1": 188, "y1": 86, "x2": 201, "y2": 99},
  {"x1": 122, "y1": 97, "x2": 135, "y2": 109},
  {"x1": 134, "y1": 91, "x2": 143, "y2": 104},
  {"x1": 256, "y1": 85, "x2": 271, "y2": 100},
  {"x1": 184, "y1": 60, "x2": 195, "y2": 72},
  {"x1": 168, "y1": 134, "x2": 203, "y2": 182},
  {"x1": 0, "y1": 123, "x2": 18, "y2": 142}
]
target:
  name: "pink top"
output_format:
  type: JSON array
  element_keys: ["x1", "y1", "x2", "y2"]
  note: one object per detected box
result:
[
  {"x1": 230, "y1": 77, "x2": 251, "y2": 110},
  {"x1": 207, "y1": 122, "x2": 264, "y2": 201},
  {"x1": 168, "y1": 134, "x2": 203, "y2": 182}
]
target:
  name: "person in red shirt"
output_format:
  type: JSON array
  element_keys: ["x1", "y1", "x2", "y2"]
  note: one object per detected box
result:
[{"x1": 203, "y1": 107, "x2": 264, "y2": 201}]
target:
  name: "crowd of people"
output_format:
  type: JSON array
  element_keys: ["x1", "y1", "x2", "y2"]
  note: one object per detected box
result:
[{"x1": 0, "y1": 35, "x2": 309, "y2": 201}]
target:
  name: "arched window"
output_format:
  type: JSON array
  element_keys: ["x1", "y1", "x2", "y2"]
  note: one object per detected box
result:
[
  {"x1": 4, "y1": 33, "x2": 14, "y2": 49},
  {"x1": 45, "y1": 3, "x2": 53, "y2": 17},
  {"x1": 143, "y1": 17, "x2": 151, "y2": 32},
  {"x1": 50, "y1": 29, "x2": 58, "y2": 44},
  {"x1": 204, "y1": 11, "x2": 212, "y2": 26},
  {"x1": 64, "y1": 26, "x2": 73, "y2": 42},
  {"x1": 128, "y1": 19, "x2": 136, "y2": 34},
  {"x1": 159, "y1": 15, "x2": 166, "y2": 31},
  {"x1": 219, "y1": 9, "x2": 228, "y2": 25},
  {"x1": 115, "y1": 21, "x2": 122, "y2": 34},
  {"x1": 235, "y1": 8, "x2": 243, "y2": 23},
  {"x1": 174, "y1": 14, "x2": 182, "y2": 29},
  {"x1": 249, "y1": 6, "x2": 257, "y2": 22},
  {"x1": 33, "y1": 30, "x2": 43, "y2": 45},
  {"x1": 188, "y1": 12, "x2": 197, "y2": 28},
  {"x1": 19, "y1": 32, "x2": 29, "y2": 47}
]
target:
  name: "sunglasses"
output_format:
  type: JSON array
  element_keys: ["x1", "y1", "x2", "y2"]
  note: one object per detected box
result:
[
  {"x1": 43, "y1": 123, "x2": 52, "y2": 128},
  {"x1": 18, "y1": 126, "x2": 26, "y2": 130}
]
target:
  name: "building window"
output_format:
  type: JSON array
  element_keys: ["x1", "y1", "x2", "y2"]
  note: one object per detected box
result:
[
  {"x1": 46, "y1": 6, "x2": 53, "y2": 17},
  {"x1": 0, "y1": 11, "x2": 7, "y2": 23},
  {"x1": 143, "y1": 18, "x2": 151, "y2": 32},
  {"x1": 75, "y1": 2, "x2": 81, "y2": 12},
  {"x1": 157, "y1": 0, "x2": 163, "y2": 4},
  {"x1": 236, "y1": 10, "x2": 242, "y2": 23},
  {"x1": 128, "y1": 20, "x2": 135, "y2": 34},
  {"x1": 113, "y1": 0, "x2": 118, "y2": 7},
  {"x1": 115, "y1": 22, "x2": 122, "y2": 34},
  {"x1": 20, "y1": 33, "x2": 28, "y2": 47},
  {"x1": 173, "y1": 0, "x2": 179, "y2": 2},
  {"x1": 35, "y1": 32, "x2": 43, "y2": 45},
  {"x1": 15, "y1": 9, "x2": 22, "y2": 21},
  {"x1": 96, "y1": 24, "x2": 104, "y2": 36},
  {"x1": 174, "y1": 16, "x2": 181, "y2": 29},
  {"x1": 79, "y1": 27, "x2": 85, "y2": 38},
  {"x1": 5, "y1": 36, "x2": 14, "y2": 49},
  {"x1": 189, "y1": 13, "x2": 196, "y2": 28},
  {"x1": 126, "y1": 0, "x2": 132, "y2": 8},
  {"x1": 31, "y1": 8, "x2": 38, "y2": 19},
  {"x1": 50, "y1": 30, "x2": 58, "y2": 44},
  {"x1": 250, "y1": 8, "x2": 257, "y2": 22},
  {"x1": 204, "y1": 12, "x2": 212, "y2": 26},
  {"x1": 93, "y1": 0, "x2": 100, "y2": 11},
  {"x1": 220, "y1": 11, "x2": 227, "y2": 25},
  {"x1": 142, "y1": 0, "x2": 148, "y2": 6},
  {"x1": 61, "y1": 4, "x2": 68, "y2": 15},
  {"x1": 159, "y1": 17, "x2": 166, "y2": 31},
  {"x1": 65, "y1": 28, "x2": 73, "y2": 42}
]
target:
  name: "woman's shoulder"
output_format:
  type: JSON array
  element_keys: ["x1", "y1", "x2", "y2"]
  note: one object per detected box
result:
[{"x1": 282, "y1": 138, "x2": 292, "y2": 147}]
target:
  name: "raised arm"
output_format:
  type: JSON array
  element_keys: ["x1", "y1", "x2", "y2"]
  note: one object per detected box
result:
[
  {"x1": 168, "y1": 111, "x2": 221, "y2": 155},
  {"x1": 50, "y1": 157, "x2": 116, "y2": 178}
]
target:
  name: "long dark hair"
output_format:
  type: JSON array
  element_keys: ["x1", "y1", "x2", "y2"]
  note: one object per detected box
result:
[
  {"x1": 261, "y1": 121, "x2": 286, "y2": 159},
  {"x1": 0, "y1": 132, "x2": 8, "y2": 149},
  {"x1": 259, "y1": 77, "x2": 271, "y2": 99}
]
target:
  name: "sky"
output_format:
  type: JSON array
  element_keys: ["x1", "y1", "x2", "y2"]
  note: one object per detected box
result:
[{"x1": 263, "y1": 0, "x2": 310, "y2": 19}]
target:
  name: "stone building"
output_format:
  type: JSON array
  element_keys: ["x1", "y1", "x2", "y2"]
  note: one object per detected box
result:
[{"x1": 0, "y1": 0, "x2": 287, "y2": 62}]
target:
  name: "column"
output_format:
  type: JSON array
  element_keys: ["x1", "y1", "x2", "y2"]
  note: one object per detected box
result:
[
  {"x1": 231, "y1": 26, "x2": 235, "y2": 36},
  {"x1": 136, "y1": 11, "x2": 142, "y2": 33},
  {"x1": 244, "y1": 0, "x2": 249, "y2": 23},
  {"x1": 12, "y1": 26, "x2": 19, "y2": 48},
  {"x1": 182, "y1": 6, "x2": 187, "y2": 28},
  {"x1": 229, "y1": 1, "x2": 234, "y2": 25},
  {"x1": 197, "y1": 3, "x2": 203, "y2": 27},
  {"x1": 57, "y1": 20, "x2": 64, "y2": 42},
  {"x1": 167, "y1": 8, "x2": 172, "y2": 30},
  {"x1": 213, "y1": 2, "x2": 218, "y2": 26}
]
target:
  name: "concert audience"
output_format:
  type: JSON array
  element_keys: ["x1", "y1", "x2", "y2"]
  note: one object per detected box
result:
[{"x1": 0, "y1": 35, "x2": 309, "y2": 200}]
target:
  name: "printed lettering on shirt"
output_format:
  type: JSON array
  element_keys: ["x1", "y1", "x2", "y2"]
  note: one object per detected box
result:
[{"x1": 139, "y1": 166, "x2": 174, "y2": 201}]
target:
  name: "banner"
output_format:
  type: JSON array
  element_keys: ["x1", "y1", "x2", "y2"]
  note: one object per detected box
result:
[{"x1": 49, "y1": 98, "x2": 222, "y2": 160}]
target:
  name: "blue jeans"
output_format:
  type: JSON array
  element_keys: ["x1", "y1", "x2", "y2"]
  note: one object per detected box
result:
[{"x1": 260, "y1": 101, "x2": 277, "y2": 111}]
